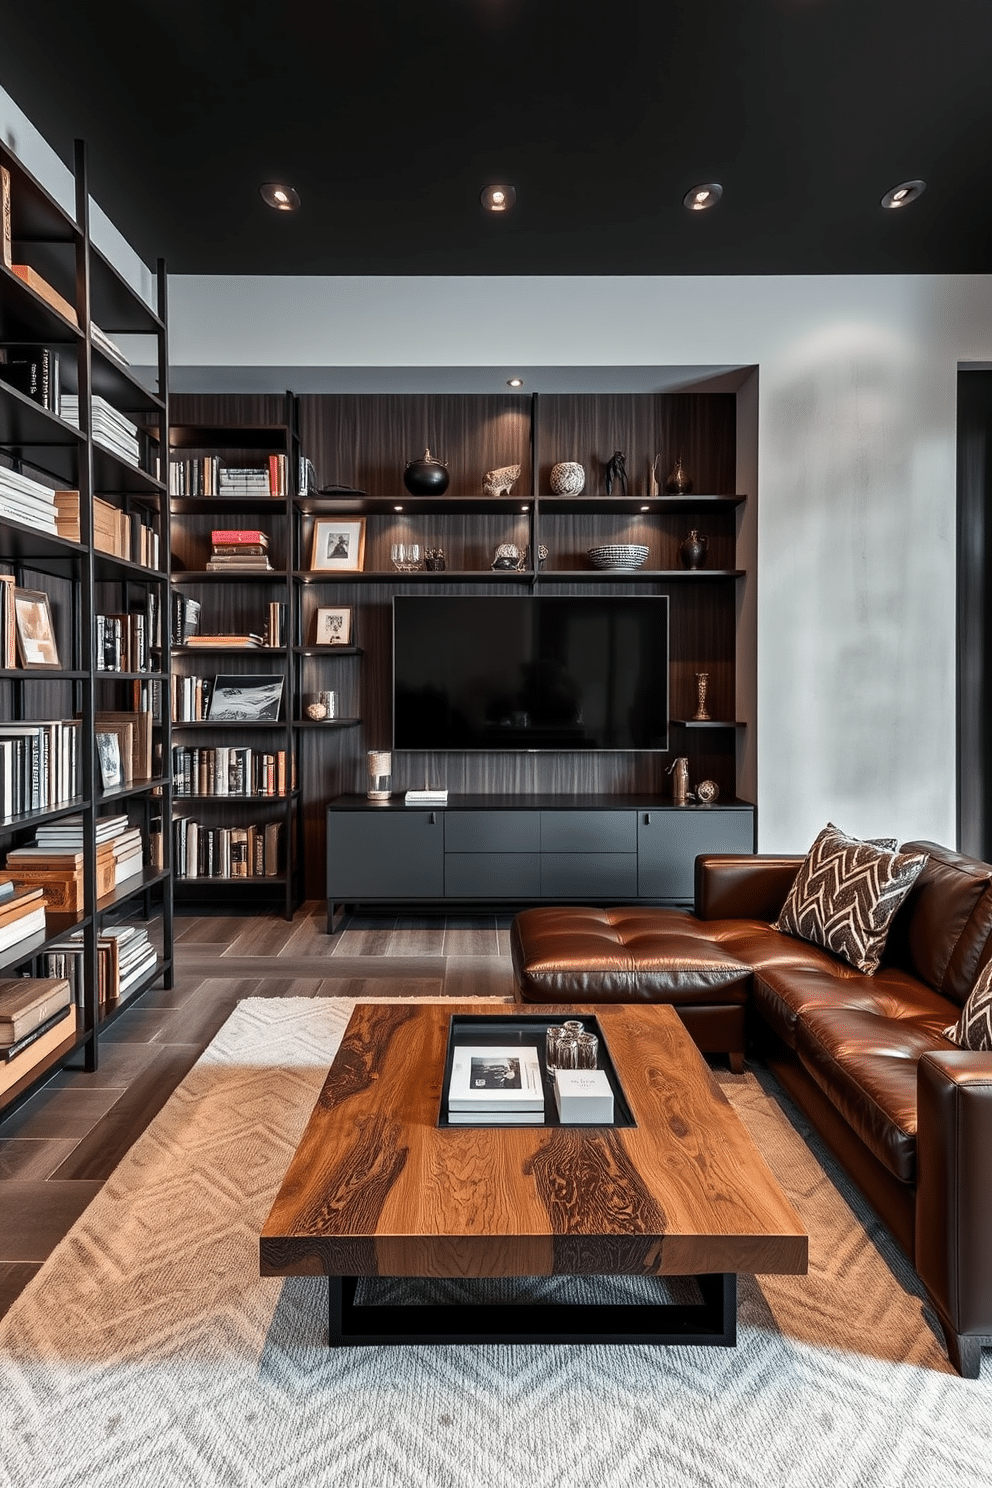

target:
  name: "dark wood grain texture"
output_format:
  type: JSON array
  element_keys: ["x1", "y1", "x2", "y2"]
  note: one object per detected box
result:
[{"x1": 260, "y1": 1002, "x2": 807, "y2": 1281}]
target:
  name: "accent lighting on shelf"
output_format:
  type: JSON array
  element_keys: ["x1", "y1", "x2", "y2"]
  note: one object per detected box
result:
[
  {"x1": 260, "y1": 183, "x2": 301, "y2": 211},
  {"x1": 683, "y1": 183, "x2": 723, "y2": 211},
  {"x1": 481, "y1": 184, "x2": 517, "y2": 212},
  {"x1": 881, "y1": 179, "x2": 926, "y2": 209},
  {"x1": 507, "y1": 377, "x2": 524, "y2": 388}
]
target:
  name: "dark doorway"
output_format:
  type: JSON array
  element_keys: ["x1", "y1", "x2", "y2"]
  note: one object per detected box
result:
[{"x1": 958, "y1": 370, "x2": 992, "y2": 858}]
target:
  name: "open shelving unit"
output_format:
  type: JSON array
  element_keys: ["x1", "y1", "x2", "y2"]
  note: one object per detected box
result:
[{"x1": 0, "y1": 138, "x2": 172, "y2": 1120}]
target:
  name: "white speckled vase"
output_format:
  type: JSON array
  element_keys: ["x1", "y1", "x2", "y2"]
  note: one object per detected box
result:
[{"x1": 549, "y1": 461, "x2": 586, "y2": 496}]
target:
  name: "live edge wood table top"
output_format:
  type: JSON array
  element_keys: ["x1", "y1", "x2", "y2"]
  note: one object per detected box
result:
[{"x1": 260, "y1": 1002, "x2": 808, "y2": 1291}]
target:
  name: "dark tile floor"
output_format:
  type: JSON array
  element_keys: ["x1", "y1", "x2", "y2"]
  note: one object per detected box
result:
[{"x1": 0, "y1": 903, "x2": 517, "y2": 1318}]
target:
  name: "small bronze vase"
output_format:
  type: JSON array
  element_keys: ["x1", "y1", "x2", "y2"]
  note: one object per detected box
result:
[
  {"x1": 665, "y1": 457, "x2": 693, "y2": 495},
  {"x1": 679, "y1": 530, "x2": 708, "y2": 569}
]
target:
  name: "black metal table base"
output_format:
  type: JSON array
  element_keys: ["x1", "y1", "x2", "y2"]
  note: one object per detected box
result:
[{"x1": 327, "y1": 1273, "x2": 737, "y2": 1347}]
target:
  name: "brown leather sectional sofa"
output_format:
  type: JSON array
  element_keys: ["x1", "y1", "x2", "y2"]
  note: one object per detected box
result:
[{"x1": 511, "y1": 840, "x2": 992, "y2": 1377}]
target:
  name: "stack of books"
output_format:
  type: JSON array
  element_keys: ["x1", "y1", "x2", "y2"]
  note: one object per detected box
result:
[
  {"x1": 445, "y1": 1043, "x2": 546, "y2": 1125},
  {"x1": 0, "y1": 465, "x2": 57, "y2": 532},
  {"x1": 217, "y1": 457, "x2": 287, "y2": 496},
  {"x1": 0, "y1": 878, "x2": 48, "y2": 955},
  {"x1": 0, "y1": 976, "x2": 73, "y2": 1066},
  {"x1": 42, "y1": 923, "x2": 157, "y2": 1006},
  {"x1": 6, "y1": 816, "x2": 144, "y2": 909},
  {"x1": 9, "y1": 264, "x2": 78, "y2": 326},
  {"x1": 53, "y1": 491, "x2": 159, "y2": 567},
  {"x1": 90, "y1": 323, "x2": 129, "y2": 366},
  {"x1": 61, "y1": 395, "x2": 140, "y2": 466},
  {"x1": 184, "y1": 632, "x2": 265, "y2": 649},
  {"x1": 206, "y1": 529, "x2": 272, "y2": 571}
]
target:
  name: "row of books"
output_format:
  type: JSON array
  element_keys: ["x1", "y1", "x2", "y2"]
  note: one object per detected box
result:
[
  {"x1": 95, "y1": 607, "x2": 159, "y2": 673},
  {"x1": 169, "y1": 455, "x2": 289, "y2": 497},
  {"x1": 54, "y1": 491, "x2": 161, "y2": 568},
  {"x1": 62, "y1": 396, "x2": 140, "y2": 467},
  {"x1": 0, "y1": 462, "x2": 58, "y2": 533},
  {"x1": 0, "y1": 879, "x2": 47, "y2": 957},
  {"x1": 42, "y1": 923, "x2": 157, "y2": 1006},
  {"x1": 0, "y1": 345, "x2": 60, "y2": 411},
  {"x1": 0, "y1": 720, "x2": 81, "y2": 817},
  {"x1": 171, "y1": 598, "x2": 287, "y2": 651},
  {"x1": 172, "y1": 746, "x2": 292, "y2": 797},
  {"x1": 173, "y1": 817, "x2": 283, "y2": 879}
]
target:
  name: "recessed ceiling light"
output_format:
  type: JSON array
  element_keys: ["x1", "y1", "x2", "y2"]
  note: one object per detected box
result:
[
  {"x1": 260, "y1": 182, "x2": 301, "y2": 211},
  {"x1": 481, "y1": 184, "x2": 517, "y2": 212},
  {"x1": 683, "y1": 183, "x2": 723, "y2": 212},
  {"x1": 881, "y1": 179, "x2": 926, "y2": 210},
  {"x1": 507, "y1": 377, "x2": 524, "y2": 388}
]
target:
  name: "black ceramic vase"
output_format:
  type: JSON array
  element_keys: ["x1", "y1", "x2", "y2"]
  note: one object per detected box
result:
[
  {"x1": 679, "y1": 530, "x2": 708, "y2": 569},
  {"x1": 665, "y1": 457, "x2": 693, "y2": 495},
  {"x1": 403, "y1": 448, "x2": 449, "y2": 495}
]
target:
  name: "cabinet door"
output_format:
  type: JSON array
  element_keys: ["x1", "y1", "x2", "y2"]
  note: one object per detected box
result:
[
  {"x1": 540, "y1": 811, "x2": 637, "y2": 852},
  {"x1": 540, "y1": 853, "x2": 639, "y2": 898},
  {"x1": 445, "y1": 853, "x2": 541, "y2": 898},
  {"x1": 326, "y1": 810, "x2": 443, "y2": 899},
  {"x1": 638, "y1": 809, "x2": 755, "y2": 901},
  {"x1": 444, "y1": 811, "x2": 540, "y2": 852}
]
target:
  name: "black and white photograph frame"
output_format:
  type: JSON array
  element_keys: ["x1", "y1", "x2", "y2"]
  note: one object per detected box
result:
[
  {"x1": 313, "y1": 606, "x2": 353, "y2": 646},
  {"x1": 309, "y1": 518, "x2": 366, "y2": 573},
  {"x1": 13, "y1": 588, "x2": 61, "y2": 669},
  {"x1": 96, "y1": 731, "x2": 122, "y2": 790},
  {"x1": 207, "y1": 674, "x2": 285, "y2": 722}
]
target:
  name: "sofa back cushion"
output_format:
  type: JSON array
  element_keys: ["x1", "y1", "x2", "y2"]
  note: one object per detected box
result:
[{"x1": 883, "y1": 841, "x2": 992, "y2": 1005}]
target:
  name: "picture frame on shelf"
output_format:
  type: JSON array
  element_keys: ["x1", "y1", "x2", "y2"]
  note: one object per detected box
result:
[
  {"x1": 309, "y1": 518, "x2": 366, "y2": 573},
  {"x1": 13, "y1": 588, "x2": 60, "y2": 669},
  {"x1": 313, "y1": 606, "x2": 353, "y2": 646},
  {"x1": 207, "y1": 674, "x2": 285, "y2": 722},
  {"x1": 96, "y1": 731, "x2": 123, "y2": 790}
]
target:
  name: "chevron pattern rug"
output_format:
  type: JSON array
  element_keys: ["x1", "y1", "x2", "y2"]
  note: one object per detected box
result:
[{"x1": 0, "y1": 997, "x2": 988, "y2": 1488}]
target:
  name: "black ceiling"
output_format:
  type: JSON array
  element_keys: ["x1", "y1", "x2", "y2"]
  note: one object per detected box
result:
[{"x1": 2, "y1": 1, "x2": 991, "y2": 277}]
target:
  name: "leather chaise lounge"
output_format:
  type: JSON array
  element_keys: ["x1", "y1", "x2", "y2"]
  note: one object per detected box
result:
[{"x1": 510, "y1": 839, "x2": 992, "y2": 1377}]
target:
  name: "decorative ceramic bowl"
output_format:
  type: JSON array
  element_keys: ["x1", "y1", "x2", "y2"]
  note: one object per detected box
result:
[{"x1": 587, "y1": 544, "x2": 649, "y2": 571}]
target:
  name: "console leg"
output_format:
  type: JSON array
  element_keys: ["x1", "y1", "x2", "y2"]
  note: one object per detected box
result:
[{"x1": 941, "y1": 1323, "x2": 985, "y2": 1378}]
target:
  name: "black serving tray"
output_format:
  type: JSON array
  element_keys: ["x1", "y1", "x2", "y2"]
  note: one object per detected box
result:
[{"x1": 437, "y1": 1013, "x2": 637, "y2": 1130}]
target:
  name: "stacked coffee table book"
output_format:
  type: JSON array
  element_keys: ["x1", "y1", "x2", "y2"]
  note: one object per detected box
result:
[
  {"x1": 444, "y1": 1018, "x2": 616, "y2": 1127},
  {"x1": 0, "y1": 973, "x2": 75, "y2": 1097}
]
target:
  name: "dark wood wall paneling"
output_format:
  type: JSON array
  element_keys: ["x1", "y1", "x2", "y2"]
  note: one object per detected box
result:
[{"x1": 173, "y1": 392, "x2": 745, "y2": 898}]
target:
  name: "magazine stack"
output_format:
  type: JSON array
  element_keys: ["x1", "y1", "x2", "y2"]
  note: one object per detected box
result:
[{"x1": 446, "y1": 1044, "x2": 546, "y2": 1125}]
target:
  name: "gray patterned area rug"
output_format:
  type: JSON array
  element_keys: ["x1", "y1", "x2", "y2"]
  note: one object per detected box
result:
[{"x1": 0, "y1": 997, "x2": 989, "y2": 1488}]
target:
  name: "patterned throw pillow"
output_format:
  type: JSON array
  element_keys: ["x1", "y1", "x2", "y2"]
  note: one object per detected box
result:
[
  {"x1": 774, "y1": 823, "x2": 928, "y2": 975},
  {"x1": 943, "y1": 959, "x2": 992, "y2": 1049}
]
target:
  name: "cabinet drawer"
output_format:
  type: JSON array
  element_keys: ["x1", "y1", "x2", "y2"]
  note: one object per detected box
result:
[
  {"x1": 638, "y1": 809, "x2": 755, "y2": 900},
  {"x1": 540, "y1": 811, "x2": 636, "y2": 853},
  {"x1": 444, "y1": 811, "x2": 540, "y2": 853},
  {"x1": 540, "y1": 853, "x2": 638, "y2": 898},
  {"x1": 445, "y1": 853, "x2": 541, "y2": 898},
  {"x1": 326, "y1": 810, "x2": 443, "y2": 898}
]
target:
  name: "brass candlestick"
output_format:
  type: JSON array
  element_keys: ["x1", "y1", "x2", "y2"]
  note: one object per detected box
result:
[{"x1": 693, "y1": 673, "x2": 711, "y2": 721}]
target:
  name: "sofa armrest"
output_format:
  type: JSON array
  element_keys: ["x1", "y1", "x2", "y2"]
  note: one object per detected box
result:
[
  {"x1": 916, "y1": 1051, "x2": 992, "y2": 1373},
  {"x1": 694, "y1": 855, "x2": 804, "y2": 922}
]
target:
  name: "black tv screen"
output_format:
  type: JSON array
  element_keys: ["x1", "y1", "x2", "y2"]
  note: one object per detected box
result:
[{"x1": 393, "y1": 595, "x2": 669, "y2": 751}]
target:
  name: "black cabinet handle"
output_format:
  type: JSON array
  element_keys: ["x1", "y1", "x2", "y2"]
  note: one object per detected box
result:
[
  {"x1": 429, "y1": 812, "x2": 436, "y2": 825},
  {"x1": 645, "y1": 813, "x2": 652, "y2": 825}
]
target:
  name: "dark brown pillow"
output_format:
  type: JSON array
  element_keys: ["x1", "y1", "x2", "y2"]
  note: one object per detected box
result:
[
  {"x1": 774, "y1": 823, "x2": 928, "y2": 975},
  {"x1": 943, "y1": 959, "x2": 992, "y2": 1050}
]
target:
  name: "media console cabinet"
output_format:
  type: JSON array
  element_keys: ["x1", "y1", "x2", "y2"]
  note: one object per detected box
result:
[{"x1": 325, "y1": 793, "x2": 755, "y2": 930}]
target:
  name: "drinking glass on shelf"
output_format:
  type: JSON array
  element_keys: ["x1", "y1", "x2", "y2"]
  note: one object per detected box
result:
[{"x1": 391, "y1": 543, "x2": 406, "y2": 571}]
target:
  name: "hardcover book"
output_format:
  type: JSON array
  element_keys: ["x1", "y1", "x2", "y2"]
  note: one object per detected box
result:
[{"x1": 446, "y1": 1044, "x2": 544, "y2": 1113}]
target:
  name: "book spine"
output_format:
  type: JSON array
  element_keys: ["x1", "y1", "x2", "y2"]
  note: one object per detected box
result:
[{"x1": 1, "y1": 166, "x2": 11, "y2": 269}]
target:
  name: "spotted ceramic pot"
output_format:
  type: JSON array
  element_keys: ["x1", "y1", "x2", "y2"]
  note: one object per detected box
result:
[{"x1": 549, "y1": 461, "x2": 585, "y2": 496}]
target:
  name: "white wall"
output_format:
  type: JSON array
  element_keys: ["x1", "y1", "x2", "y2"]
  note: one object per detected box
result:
[{"x1": 167, "y1": 272, "x2": 992, "y2": 851}]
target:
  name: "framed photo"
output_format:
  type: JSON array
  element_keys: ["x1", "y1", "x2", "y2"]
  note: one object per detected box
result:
[
  {"x1": 96, "y1": 731, "x2": 122, "y2": 790},
  {"x1": 309, "y1": 518, "x2": 366, "y2": 573},
  {"x1": 313, "y1": 606, "x2": 353, "y2": 646},
  {"x1": 13, "y1": 588, "x2": 60, "y2": 669},
  {"x1": 207, "y1": 674, "x2": 285, "y2": 722}
]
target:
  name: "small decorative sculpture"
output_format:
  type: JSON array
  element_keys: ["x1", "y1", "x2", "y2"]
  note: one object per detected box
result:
[
  {"x1": 667, "y1": 756, "x2": 690, "y2": 806},
  {"x1": 648, "y1": 454, "x2": 661, "y2": 498},
  {"x1": 664, "y1": 456, "x2": 693, "y2": 495},
  {"x1": 679, "y1": 530, "x2": 708, "y2": 569},
  {"x1": 604, "y1": 450, "x2": 628, "y2": 497},
  {"x1": 549, "y1": 461, "x2": 585, "y2": 495},
  {"x1": 492, "y1": 543, "x2": 521, "y2": 570},
  {"x1": 693, "y1": 672, "x2": 711, "y2": 721},
  {"x1": 425, "y1": 547, "x2": 446, "y2": 571},
  {"x1": 482, "y1": 463, "x2": 521, "y2": 497},
  {"x1": 695, "y1": 779, "x2": 720, "y2": 805},
  {"x1": 367, "y1": 750, "x2": 392, "y2": 802}
]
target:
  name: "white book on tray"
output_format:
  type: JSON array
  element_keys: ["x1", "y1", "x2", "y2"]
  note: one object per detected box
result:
[{"x1": 447, "y1": 1044, "x2": 545, "y2": 1113}]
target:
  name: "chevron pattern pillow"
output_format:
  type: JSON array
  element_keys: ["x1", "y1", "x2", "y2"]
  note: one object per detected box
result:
[
  {"x1": 774, "y1": 824, "x2": 928, "y2": 975},
  {"x1": 943, "y1": 959, "x2": 992, "y2": 1049}
]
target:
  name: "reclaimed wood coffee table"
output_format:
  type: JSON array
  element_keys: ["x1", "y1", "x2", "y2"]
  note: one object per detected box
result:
[{"x1": 260, "y1": 1002, "x2": 807, "y2": 1347}]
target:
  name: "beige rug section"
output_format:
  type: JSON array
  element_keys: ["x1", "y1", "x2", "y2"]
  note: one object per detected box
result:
[{"x1": 0, "y1": 997, "x2": 987, "y2": 1488}]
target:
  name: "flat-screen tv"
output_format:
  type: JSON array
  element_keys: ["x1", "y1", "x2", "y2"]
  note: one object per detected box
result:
[{"x1": 393, "y1": 595, "x2": 669, "y2": 752}]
